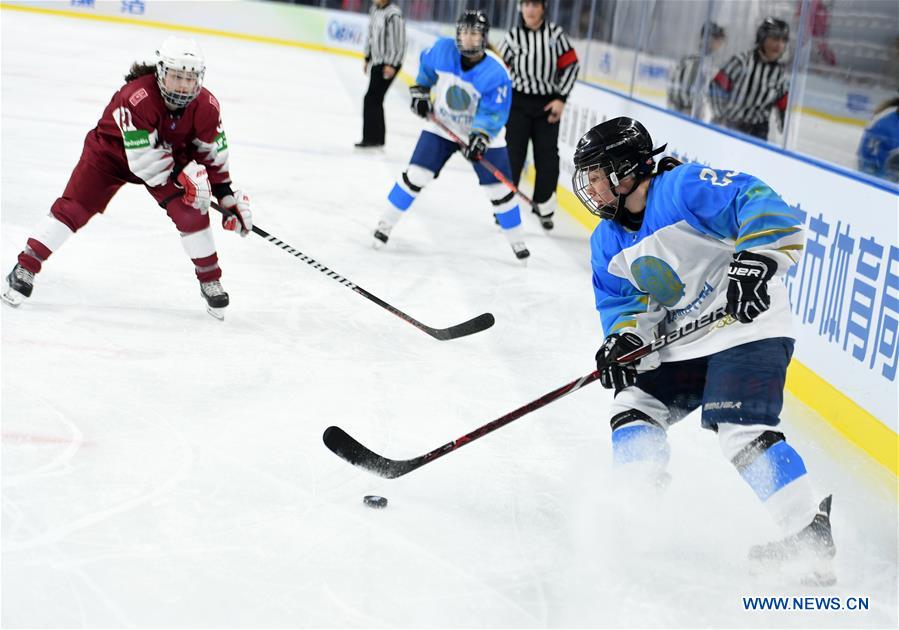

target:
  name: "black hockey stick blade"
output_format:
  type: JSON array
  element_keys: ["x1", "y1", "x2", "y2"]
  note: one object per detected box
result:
[
  {"x1": 210, "y1": 203, "x2": 495, "y2": 341},
  {"x1": 425, "y1": 312, "x2": 496, "y2": 340},
  {"x1": 323, "y1": 308, "x2": 729, "y2": 480},
  {"x1": 322, "y1": 426, "x2": 424, "y2": 478},
  {"x1": 353, "y1": 285, "x2": 494, "y2": 340},
  {"x1": 323, "y1": 370, "x2": 601, "y2": 479}
]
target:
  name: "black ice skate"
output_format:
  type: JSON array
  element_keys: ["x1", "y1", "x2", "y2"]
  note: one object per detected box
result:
[
  {"x1": 2, "y1": 264, "x2": 34, "y2": 307},
  {"x1": 200, "y1": 280, "x2": 229, "y2": 320},
  {"x1": 373, "y1": 221, "x2": 393, "y2": 250},
  {"x1": 749, "y1": 495, "x2": 836, "y2": 586},
  {"x1": 532, "y1": 206, "x2": 554, "y2": 230},
  {"x1": 511, "y1": 241, "x2": 531, "y2": 261}
]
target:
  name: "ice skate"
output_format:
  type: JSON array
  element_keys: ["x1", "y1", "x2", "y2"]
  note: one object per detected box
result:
[
  {"x1": 200, "y1": 279, "x2": 229, "y2": 320},
  {"x1": 749, "y1": 495, "x2": 836, "y2": 586},
  {"x1": 373, "y1": 220, "x2": 393, "y2": 250},
  {"x1": 532, "y1": 206, "x2": 554, "y2": 230},
  {"x1": 511, "y1": 240, "x2": 531, "y2": 261},
  {"x1": 2, "y1": 264, "x2": 34, "y2": 307}
]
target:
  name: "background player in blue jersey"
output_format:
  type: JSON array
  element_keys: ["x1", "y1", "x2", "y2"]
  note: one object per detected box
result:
[
  {"x1": 372, "y1": 10, "x2": 529, "y2": 261},
  {"x1": 857, "y1": 95, "x2": 899, "y2": 183},
  {"x1": 572, "y1": 117, "x2": 836, "y2": 584}
]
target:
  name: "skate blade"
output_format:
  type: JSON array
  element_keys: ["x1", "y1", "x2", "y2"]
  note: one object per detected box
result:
[
  {"x1": 749, "y1": 554, "x2": 836, "y2": 586},
  {"x1": 372, "y1": 240, "x2": 386, "y2": 250},
  {"x1": 206, "y1": 305, "x2": 226, "y2": 320},
  {"x1": 1, "y1": 288, "x2": 24, "y2": 307}
]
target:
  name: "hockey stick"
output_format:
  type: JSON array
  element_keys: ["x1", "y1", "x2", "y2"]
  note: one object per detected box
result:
[
  {"x1": 211, "y1": 202, "x2": 495, "y2": 341},
  {"x1": 323, "y1": 306, "x2": 728, "y2": 478},
  {"x1": 428, "y1": 114, "x2": 535, "y2": 208}
]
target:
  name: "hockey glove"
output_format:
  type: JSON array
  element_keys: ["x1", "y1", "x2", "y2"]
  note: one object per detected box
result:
[
  {"x1": 726, "y1": 250, "x2": 777, "y2": 323},
  {"x1": 176, "y1": 161, "x2": 211, "y2": 213},
  {"x1": 410, "y1": 85, "x2": 431, "y2": 119},
  {"x1": 463, "y1": 132, "x2": 489, "y2": 162},
  {"x1": 595, "y1": 332, "x2": 644, "y2": 391},
  {"x1": 220, "y1": 190, "x2": 253, "y2": 237}
]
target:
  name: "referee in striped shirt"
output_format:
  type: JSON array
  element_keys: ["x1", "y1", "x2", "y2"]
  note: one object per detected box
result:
[
  {"x1": 709, "y1": 17, "x2": 790, "y2": 141},
  {"x1": 499, "y1": 0, "x2": 579, "y2": 229},
  {"x1": 357, "y1": 0, "x2": 406, "y2": 149}
]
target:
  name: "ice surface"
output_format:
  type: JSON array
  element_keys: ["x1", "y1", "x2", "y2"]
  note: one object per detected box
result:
[{"x1": 2, "y1": 10, "x2": 896, "y2": 628}]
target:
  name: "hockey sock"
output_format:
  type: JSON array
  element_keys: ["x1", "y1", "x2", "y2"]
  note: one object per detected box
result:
[
  {"x1": 179, "y1": 227, "x2": 221, "y2": 282},
  {"x1": 724, "y1": 426, "x2": 818, "y2": 534},
  {"x1": 18, "y1": 215, "x2": 75, "y2": 273},
  {"x1": 611, "y1": 421, "x2": 671, "y2": 469},
  {"x1": 387, "y1": 166, "x2": 433, "y2": 212},
  {"x1": 484, "y1": 183, "x2": 522, "y2": 229}
]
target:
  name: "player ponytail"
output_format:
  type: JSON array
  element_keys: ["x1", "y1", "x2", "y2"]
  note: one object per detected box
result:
[
  {"x1": 873, "y1": 96, "x2": 899, "y2": 116},
  {"x1": 124, "y1": 62, "x2": 157, "y2": 83},
  {"x1": 654, "y1": 156, "x2": 683, "y2": 175}
]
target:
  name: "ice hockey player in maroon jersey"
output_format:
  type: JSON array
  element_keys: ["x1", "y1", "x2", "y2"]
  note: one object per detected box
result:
[{"x1": 3, "y1": 37, "x2": 253, "y2": 320}]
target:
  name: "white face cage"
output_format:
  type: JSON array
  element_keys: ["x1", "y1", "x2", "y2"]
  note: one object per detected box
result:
[
  {"x1": 572, "y1": 162, "x2": 623, "y2": 220},
  {"x1": 156, "y1": 37, "x2": 205, "y2": 109}
]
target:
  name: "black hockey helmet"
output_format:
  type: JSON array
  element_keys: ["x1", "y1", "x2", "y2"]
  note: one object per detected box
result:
[
  {"x1": 572, "y1": 117, "x2": 666, "y2": 222},
  {"x1": 456, "y1": 10, "x2": 489, "y2": 58},
  {"x1": 756, "y1": 17, "x2": 789, "y2": 45},
  {"x1": 701, "y1": 21, "x2": 725, "y2": 41}
]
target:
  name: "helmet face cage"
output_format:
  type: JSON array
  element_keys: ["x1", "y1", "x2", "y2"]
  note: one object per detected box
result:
[
  {"x1": 756, "y1": 17, "x2": 789, "y2": 45},
  {"x1": 156, "y1": 38, "x2": 205, "y2": 109},
  {"x1": 572, "y1": 159, "x2": 634, "y2": 221},
  {"x1": 456, "y1": 11, "x2": 489, "y2": 58}
]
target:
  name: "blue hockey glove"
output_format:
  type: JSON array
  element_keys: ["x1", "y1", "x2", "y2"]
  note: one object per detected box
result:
[
  {"x1": 463, "y1": 132, "x2": 489, "y2": 162},
  {"x1": 726, "y1": 250, "x2": 777, "y2": 323},
  {"x1": 595, "y1": 332, "x2": 644, "y2": 390},
  {"x1": 410, "y1": 85, "x2": 431, "y2": 119}
]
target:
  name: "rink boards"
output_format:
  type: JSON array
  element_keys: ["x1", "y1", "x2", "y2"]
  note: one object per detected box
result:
[{"x1": 3, "y1": 0, "x2": 896, "y2": 475}]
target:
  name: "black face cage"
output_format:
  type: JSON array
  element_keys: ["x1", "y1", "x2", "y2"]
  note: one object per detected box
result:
[{"x1": 456, "y1": 24, "x2": 487, "y2": 57}]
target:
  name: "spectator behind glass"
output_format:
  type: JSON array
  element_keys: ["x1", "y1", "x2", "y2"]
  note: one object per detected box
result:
[
  {"x1": 857, "y1": 95, "x2": 899, "y2": 183},
  {"x1": 667, "y1": 21, "x2": 726, "y2": 120}
]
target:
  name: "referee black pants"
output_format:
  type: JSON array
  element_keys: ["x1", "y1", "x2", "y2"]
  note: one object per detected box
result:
[
  {"x1": 362, "y1": 64, "x2": 399, "y2": 145},
  {"x1": 505, "y1": 91, "x2": 561, "y2": 205}
]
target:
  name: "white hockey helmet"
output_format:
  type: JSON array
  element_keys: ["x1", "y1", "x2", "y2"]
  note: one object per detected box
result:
[{"x1": 156, "y1": 36, "x2": 205, "y2": 109}]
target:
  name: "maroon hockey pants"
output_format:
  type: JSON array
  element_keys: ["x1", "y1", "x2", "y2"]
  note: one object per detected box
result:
[{"x1": 18, "y1": 146, "x2": 220, "y2": 282}]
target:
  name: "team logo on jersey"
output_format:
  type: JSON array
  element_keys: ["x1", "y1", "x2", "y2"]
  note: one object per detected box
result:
[
  {"x1": 630, "y1": 256, "x2": 685, "y2": 307},
  {"x1": 445, "y1": 85, "x2": 472, "y2": 111},
  {"x1": 129, "y1": 88, "x2": 148, "y2": 107}
]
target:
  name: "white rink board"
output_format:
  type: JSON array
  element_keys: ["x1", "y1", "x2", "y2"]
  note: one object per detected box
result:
[
  {"x1": 8, "y1": 0, "x2": 897, "y2": 430},
  {"x1": 557, "y1": 87, "x2": 899, "y2": 431}
]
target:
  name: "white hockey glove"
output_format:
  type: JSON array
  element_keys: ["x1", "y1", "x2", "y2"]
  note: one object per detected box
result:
[
  {"x1": 176, "y1": 161, "x2": 211, "y2": 213},
  {"x1": 220, "y1": 190, "x2": 253, "y2": 237}
]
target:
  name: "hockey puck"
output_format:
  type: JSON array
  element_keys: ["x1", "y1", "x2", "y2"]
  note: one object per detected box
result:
[{"x1": 363, "y1": 495, "x2": 388, "y2": 509}]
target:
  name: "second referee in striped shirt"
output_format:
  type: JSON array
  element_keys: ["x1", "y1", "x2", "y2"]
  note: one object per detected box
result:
[{"x1": 499, "y1": 0, "x2": 579, "y2": 230}]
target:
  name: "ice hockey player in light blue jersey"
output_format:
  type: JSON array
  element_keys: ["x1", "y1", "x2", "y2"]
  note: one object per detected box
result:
[
  {"x1": 572, "y1": 117, "x2": 836, "y2": 584},
  {"x1": 372, "y1": 10, "x2": 529, "y2": 260}
]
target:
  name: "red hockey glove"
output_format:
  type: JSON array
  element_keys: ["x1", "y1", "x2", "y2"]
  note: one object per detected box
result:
[
  {"x1": 220, "y1": 190, "x2": 253, "y2": 237},
  {"x1": 176, "y1": 161, "x2": 211, "y2": 213}
]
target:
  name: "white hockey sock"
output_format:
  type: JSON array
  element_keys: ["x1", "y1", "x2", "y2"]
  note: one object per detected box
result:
[
  {"x1": 502, "y1": 224, "x2": 525, "y2": 244},
  {"x1": 765, "y1": 475, "x2": 819, "y2": 536},
  {"x1": 179, "y1": 227, "x2": 217, "y2": 259},
  {"x1": 31, "y1": 214, "x2": 75, "y2": 252},
  {"x1": 379, "y1": 205, "x2": 407, "y2": 228}
]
